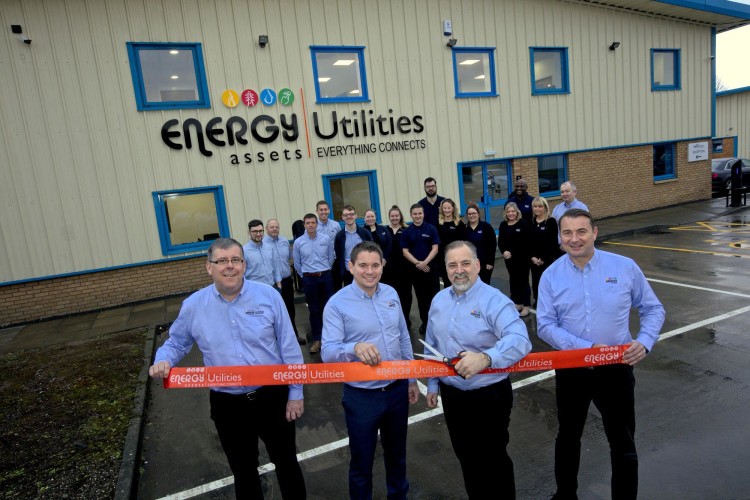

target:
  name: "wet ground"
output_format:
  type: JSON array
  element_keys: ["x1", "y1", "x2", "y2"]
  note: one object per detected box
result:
[{"x1": 138, "y1": 212, "x2": 750, "y2": 500}]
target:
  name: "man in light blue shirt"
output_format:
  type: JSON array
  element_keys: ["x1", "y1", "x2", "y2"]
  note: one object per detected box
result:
[
  {"x1": 293, "y1": 213, "x2": 335, "y2": 354},
  {"x1": 322, "y1": 241, "x2": 419, "y2": 500},
  {"x1": 537, "y1": 209, "x2": 665, "y2": 500},
  {"x1": 425, "y1": 240, "x2": 531, "y2": 499},
  {"x1": 265, "y1": 218, "x2": 305, "y2": 345},
  {"x1": 316, "y1": 200, "x2": 342, "y2": 291},
  {"x1": 551, "y1": 181, "x2": 589, "y2": 221},
  {"x1": 334, "y1": 205, "x2": 373, "y2": 286},
  {"x1": 149, "y1": 238, "x2": 306, "y2": 499},
  {"x1": 243, "y1": 219, "x2": 281, "y2": 288}
]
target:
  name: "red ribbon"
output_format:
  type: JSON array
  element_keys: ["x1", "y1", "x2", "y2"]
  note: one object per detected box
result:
[{"x1": 163, "y1": 345, "x2": 628, "y2": 389}]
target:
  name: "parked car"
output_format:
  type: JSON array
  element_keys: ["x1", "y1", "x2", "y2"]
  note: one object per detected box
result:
[{"x1": 712, "y1": 157, "x2": 750, "y2": 193}]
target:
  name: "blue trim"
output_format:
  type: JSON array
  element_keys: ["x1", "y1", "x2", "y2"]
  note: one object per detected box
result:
[
  {"x1": 651, "y1": 48, "x2": 681, "y2": 91},
  {"x1": 717, "y1": 85, "x2": 750, "y2": 97},
  {"x1": 1, "y1": 253, "x2": 205, "y2": 287},
  {"x1": 653, "y1": 0, "x2": 750, "y2": 19},
  {"x1": 310, "y1": 46, "x2": 369, "y2": 103},
  {"x1": 653, "y1": 142, "x2": 677, "y2": 181},
  {"x1": 451, "y1": 47, "x2": 498, "y2": 98},
  {"x1": 152, "y1": 186, "x2": 230, "y2": 256},
  {"x1": 530, "y1": 47, "x2": 570, "y2": 95},
  {"x1": 711, "y1": 28, "x2": 716, "y2": 137},
  {"x1": 126, "y1": 42, "x2": 210, "y2": 111},
  {"x1": 321, "y1": 170, "x2": 381, "y2": 225}
]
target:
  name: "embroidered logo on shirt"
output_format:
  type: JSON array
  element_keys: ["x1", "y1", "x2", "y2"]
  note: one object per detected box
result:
[
  {"x1": 421, "y1": 234, "x2": 431, "y2": 238},
  {"x1": 605, "y1": 277, "x2": 618, "y2": 284},
  {"x1": 470, "y1": 309, "x2": 481, "y2": 318},
  {"x1": 245, "y1": 309, "x2": 264, "y2": 316},
  {"x1": 386, "y1": 301, "x2": 397, "y2": 309}
]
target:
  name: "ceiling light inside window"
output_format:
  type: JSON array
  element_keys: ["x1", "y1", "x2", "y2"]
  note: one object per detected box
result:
[
  {"x1": 474, "y1": 75, "x2": 485, "y2": 79},
  {"x1": 349, "y1": 89, "x2": 360, "y2": 94},
  {"x1": 169, "y1": 50, "x2": 179, "y2": 55},
  {"x1": 318, "y1": 77, "x2": 331, "y2": 82},
  {"x1": 460, "y1": 59, "x2": 480, "y2": 65},
  {"x1": 170, "y1": 75, "x2": 179, "y2": 79},
  {"x1": 334, "y1": 59, "x2": 355, "y2": 66}
]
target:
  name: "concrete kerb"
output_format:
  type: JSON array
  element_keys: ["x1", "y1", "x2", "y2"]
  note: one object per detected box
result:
[{"x1": 114, "y1": 323, "x2": 160, "y2": 500}]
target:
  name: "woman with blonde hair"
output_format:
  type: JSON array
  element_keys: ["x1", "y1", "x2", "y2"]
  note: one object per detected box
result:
[
  {"x1": 498, "y1": 202, "x2": 531, "y2": 317},
  {"x1": 436, "y1": 198, "x2": 466, "y2": 288},
  {"x1": 529, "y1": 196, "x2": 559, "y2": 307}
]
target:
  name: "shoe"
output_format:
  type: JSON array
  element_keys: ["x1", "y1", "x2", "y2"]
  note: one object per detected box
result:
[
  {"x1": 419, "y1": 325, "x2": 426, "y2": 336},
  {"x1": 296, "y1": 336, "x2": 307, "y2": 345},
  {"x1": 309, "y1": 340, "x2": 321, "y2": 353},
  {"x1": 519, "y1": 307, "x2": 530, "y2": 317}
]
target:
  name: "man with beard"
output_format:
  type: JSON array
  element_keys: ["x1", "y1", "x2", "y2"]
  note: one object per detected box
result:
[
  {"x1": 506, "y1": 178, "x2": 534, "y2": 223},
  {"x1": 425, "y1": 240, "x2": 531, "y2": 499},
  {"x1": 243, "y1": 219, "x2": 281, "y2": 288},
  {"x1": 418, "y1": 177, "x2": 446, "y2": 228}
]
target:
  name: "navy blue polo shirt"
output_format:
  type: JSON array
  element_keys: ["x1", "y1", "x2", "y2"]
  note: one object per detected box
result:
[{"x1": 400, "y1": 222, "x2": 440, "y2": 261}]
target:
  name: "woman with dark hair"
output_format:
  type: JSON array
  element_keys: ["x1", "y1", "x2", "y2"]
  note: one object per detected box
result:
[
  {"x1": 382, "y1": 205, "x2": 412, "y2": 329},
  {"x1": 498, "y1": 202, "x2": 531, "y2": 317},
  {"x1": 463, "y1": 202, "x2": 497, "y2": 284},
  {"x1": 436, "y1": 198, "x2": 466, "y2": 288},
  {"x1": 529, "y1": 196, "x2": 559, "y2": 307}
]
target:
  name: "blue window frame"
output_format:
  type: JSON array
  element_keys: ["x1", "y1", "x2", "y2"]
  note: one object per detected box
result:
[
  {"x1": 530, "y1": 47, "x2": 570, "y2": 95},
  {"x1": 653, "y1": 143, "x2": 676, "y2": 180},
  {"x1": 311, "y1": 46, "x2": 369, "y2": 103},
  {"x1": 458, "y1": 161, "x2": 511, "y2": 226},
  {"x1": 651, "y1": 49, "x2": 681, "y2": 91},
  {"x1": 127, "y1": 42, "x2": 210, "y2": 111},
  {"x1": 538, "y1": 154, "x2": 568, "y2": 197},
  {"x1": 152, "y1": 186, "x2": 230, "y2": 255},
  {"x1": 452, "y1": 47, "x2": 498, "y2": 98},
  {"x1": 322, "y1": 170, "x2": 380, "y2": 225}
]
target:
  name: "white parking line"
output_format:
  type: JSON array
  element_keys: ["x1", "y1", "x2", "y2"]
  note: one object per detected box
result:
[{"x1": 157, "y1": 285, "x2": 750, "y2": 500}]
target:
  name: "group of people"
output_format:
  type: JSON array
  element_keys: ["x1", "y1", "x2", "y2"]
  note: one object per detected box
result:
[{"x1": 149, "y1": 178, "x2": 665, "y2": 500}]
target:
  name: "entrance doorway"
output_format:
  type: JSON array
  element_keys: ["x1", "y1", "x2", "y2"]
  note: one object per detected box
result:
[{"x1": 458, "y1": 161, "x2": 511, "y2": 226}]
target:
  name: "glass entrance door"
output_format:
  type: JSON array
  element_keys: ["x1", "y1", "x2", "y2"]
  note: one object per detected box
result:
[{"x1": 459, "y1": 161, "x2": 511, "y2": 226}]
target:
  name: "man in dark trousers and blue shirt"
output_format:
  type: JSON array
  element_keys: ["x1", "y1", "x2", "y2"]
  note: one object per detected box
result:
[
  {"x1": 149, "y1": 238, "x2": 306, "y2": 499},
  {"x1": 417, "y1": 177, "x2": 446, "y2": 228},
  {"x1": 401, "y1": 203, "x2": 440, "y2": 335},
  {"x1": 334, "y1": 205, "x2": 372, "y2": 286},
  {"x1": 322, "y1": 241, "x2": 420, "y2": 500}
]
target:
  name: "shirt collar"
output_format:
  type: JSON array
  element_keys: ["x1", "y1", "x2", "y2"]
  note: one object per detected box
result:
[
  {"x1": 448, "y1": 278, "x2": 483, "y2": 300},
  {"x1": 563, "y1": 249, "x2": 599, "y2": 271},
  {"x1": 350, "y1": 281, "x2": 380, "y2": 299},
  {"x1": 211, "y1": 278, "x2": 249, "y2": 303}
]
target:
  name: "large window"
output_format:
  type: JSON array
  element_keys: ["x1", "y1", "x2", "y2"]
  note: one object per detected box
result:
[
  {"x1": 127, "y1": 42, "x2": 210, "y2": 111},
  {"x1": 458, "y1": 161, "x2": 511, "y2": 225},
  {"x1": 323, "y1": 171, "x2": 380, "y2": 224},
  {"x1": 530, "y1": 47, "x2": 570, "y2": 95},
  {"x1": 651, "y1": 49, "x2": 681, "y2": 91},
  {"x1": 452, "y1": 48, "x2": 497, "y2": 98},
  {"x1": 538, "y1": 154, "x2": 568, "y2": 196},
  {"x1": 311, "y1": 46, "x2": 369, "y2": 103},
  {"x1": 653, "y1": 143, "x2": 676, "y2": 180},
  {"x1": 152, "y1": 186, "x2": 230, "y2": 255}
]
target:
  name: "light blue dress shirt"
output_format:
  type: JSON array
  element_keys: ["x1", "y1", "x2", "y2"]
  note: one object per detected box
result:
[
  {"x1": 343, "y1": 229, "x2": 364, "y2": 268},
  {"x1": 317, "y1": 218, "x2": 341, "y2": 242},
  {"x1": 536, "y1": 249, "x2": 665, "y2": 353},
  {"x1": 264, "y1": 234, "x2": 293, "y2": 280},
  {"x1": 293, "y1": 232, "x2": 335, "y2": 275},
  {"x1": 426, "y1": 280, "x2": 532, "y2": 393},
  {"x1": 243, "y1": 240, "x2": 281, "y2": 286},
  {"x1": 551, "y1": 199, "x2": 589, "y2": 221},
  {"x1": 321, "y1": 282, "x2": 415, "y2": 389},
  {"x1": 153, "y1": 279, "x2": 304, "y2": 398}
]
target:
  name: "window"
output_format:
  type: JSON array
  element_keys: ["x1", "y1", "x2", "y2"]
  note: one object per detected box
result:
[
  {"x1": 651, "y1": 49, "x2": 680, "y2": 91},
  {"x1": 530, "y1": 47, "x2": 569, "y2": 95},
  {"x1": 322, "y1": 171, "x2": 380, "y2": 223},
  {"x1": 152, "y1": 186, "x2": 230, "y2": 255},
  {"x1": 538, "y1": 154, "x2": 568, "y2": 196},
  {"x1": 653, "y1": 143, "x2": 676, "y2": 180},
  {"x1": 452, "y1": 48, "x2": 497, "y2": 98},
  {"x1": 311, "y1": 46, "x2": 369, "y2": 103},
  {"x1": 127, "y1": 42, "x2": 210, "y2": 111},
  {"x1": 458, "y1": 161, "x2": 511, "y2": 225}
]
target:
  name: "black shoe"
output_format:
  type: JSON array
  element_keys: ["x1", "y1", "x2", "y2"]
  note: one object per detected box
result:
[{"x1": 419, "y1": 325, "x2": 426, "y2": 336}]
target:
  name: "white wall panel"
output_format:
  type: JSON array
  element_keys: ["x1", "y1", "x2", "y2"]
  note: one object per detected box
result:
[{"x1": 717, "y1": 89, "x2": 750, "y2": 158}]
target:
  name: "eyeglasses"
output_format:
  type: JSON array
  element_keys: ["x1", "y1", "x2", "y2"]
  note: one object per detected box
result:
[
  {"x1": 342, "y1": 213, "x2": 356, "y2": 218},
  {"x1": 208, "y1": 257, "x2": 244, "y2": 266},
  {"x1": 250, "y1": 229, "x2": 264, "y2": 234}
]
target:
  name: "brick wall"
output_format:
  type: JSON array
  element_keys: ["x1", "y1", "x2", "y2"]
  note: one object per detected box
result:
[
  {"x1": 0, "y1": 257, "x2": 210, "y2": 327},
  {"x1": 713, "y1": 137, "x2": 735, "y2": 159}
]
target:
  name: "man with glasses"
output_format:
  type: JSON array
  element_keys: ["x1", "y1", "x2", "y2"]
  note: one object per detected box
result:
[
  {"x1": 418, "y1": 177, "x2": 446, "y2": 228},
  {"x1": 149, "y1": 238, "x2": 306, "y2": 499},
  {"x1": 243, "y1": 219, "x2": 281, "y2": 288},
  {"x1": 334, "y1": 205, "x2": 372, "y2": 286},
  {"x1": 293, "y1": 213, "x2": 335, "y2": 354}
]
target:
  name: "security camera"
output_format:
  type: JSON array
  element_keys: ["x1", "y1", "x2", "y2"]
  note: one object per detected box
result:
[{"x1": 19, "y1": 35, "x2": 31, "y2": 45}]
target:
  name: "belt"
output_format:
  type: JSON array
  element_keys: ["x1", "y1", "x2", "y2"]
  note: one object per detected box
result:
[
  {"x1": 213, "y1": 385, "x2": 284, "y2": 401},
  {"x1": 303, "y1": 270, "x2": 330, "y2": 277},
  {"x1": 351, "y1": 380, "x2": 404, "y2": 392}
]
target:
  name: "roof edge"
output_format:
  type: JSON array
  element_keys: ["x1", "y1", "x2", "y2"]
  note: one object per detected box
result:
[
  {"x1": 654, "y1": 0, "x2": 750, "y2": 19},
  {"x1": 717, "y1": 85, "x2": 750, "y2": 96}
]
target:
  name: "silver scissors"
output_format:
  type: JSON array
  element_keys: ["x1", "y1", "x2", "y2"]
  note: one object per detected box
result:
[{"x1": 415, "y1": 339, "x2": 465, "y2": 377}]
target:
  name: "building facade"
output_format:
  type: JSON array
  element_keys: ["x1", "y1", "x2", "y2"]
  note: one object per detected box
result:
[
  {"x1": 716, "y1": 85, "x2": 750, "y2": 158},
  {"x1": 2, "y1": 0, "x2": 749, "y2": 325}
]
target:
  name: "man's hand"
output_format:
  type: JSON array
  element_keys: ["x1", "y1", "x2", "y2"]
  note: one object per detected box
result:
[
  {"x1": 454, "y1": 351, "x2": 491, "y2": 379},
  {"x1": 623, "y1": 341, "x2": 648, "y2": 366},
  {"x1": 485, "y1": 264, "x2": 494, "y2": 271},
  {"x1": 503, "y1": 251, "x2": 512, "y2": 260},
  {"x1": 426, "y1": 392, "x2": 439, "y2": 408},
  {"x1": 407, "y1": 382, "x2": 420, "y2": 404},
  {"x1": 354, "y1": 342, "x2": 382, "y2": 366},
  {"x1": 149, "y1": 361, "x2": 172, "y2": 379},
  {"x1": 286, "y1": 399, "x2": 304, "y2": 422},
  {"x1": 416, "y1": 261, "x2": 430, "y2": 273}
]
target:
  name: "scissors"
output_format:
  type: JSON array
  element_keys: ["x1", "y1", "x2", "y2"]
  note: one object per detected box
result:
[{"x1": 415, "y1": 339, "x2": 465, "y2": 378}]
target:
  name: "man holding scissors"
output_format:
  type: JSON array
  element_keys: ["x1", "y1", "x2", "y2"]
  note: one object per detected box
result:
[
  {"x1": 322, "y1": 241, "x2": 420, "y2": 500},
  {"x1": 425, "y1": 240, "x2": 531, "y2": 499}
]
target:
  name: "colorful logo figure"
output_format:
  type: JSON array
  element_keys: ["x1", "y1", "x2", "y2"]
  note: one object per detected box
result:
[
  {"x1": 241, "y1": 89, "x2": 259, "y2": 107},
  {"x1": 260, "y1": 88, "x2": 277, "y2": 106},
  {"x1": 221, "y1": 89, "x2": 240, "y2": 108},
  {"x1": 278, "y1": 88, "x2": 295, "y2": 106}
]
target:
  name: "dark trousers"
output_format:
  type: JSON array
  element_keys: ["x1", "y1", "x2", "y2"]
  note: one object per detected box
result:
[
  {"x1": 382, "y1": 271, "x2": 412, "y2": 329},
  {"x1": 210, "y1": 387, "x2": 306, "y2": 500},
  {"x1": 440, "y1": 379, "x2": 516, "y2": 499},
  {"x1": 410, "y1": 268, "x2": 439, "y2": 327},
  {"x1": 302, "y1": 272, "x2": 334, "y2": 341},
  {"x1": 478, "y1": 263, "x2": 493, "y2": 285},
  {"x1": 280, "y1": 276, "x2": 299, "y2": 336},
  {"x1": 553, "y1": 365, "x2": 637, "y2": 500},
  {"x1": 342, "y1": 380, "x2": 410, "y2": 500},
  {"x1": 530, "y1": 262, "x2": 551, "y2": 304},
  {"x1": 343, "y1": 272, "x2": 354, "y2": 286},
  {"x1": 504, "y1": 259, "x2": 530, "y2": 307}
]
